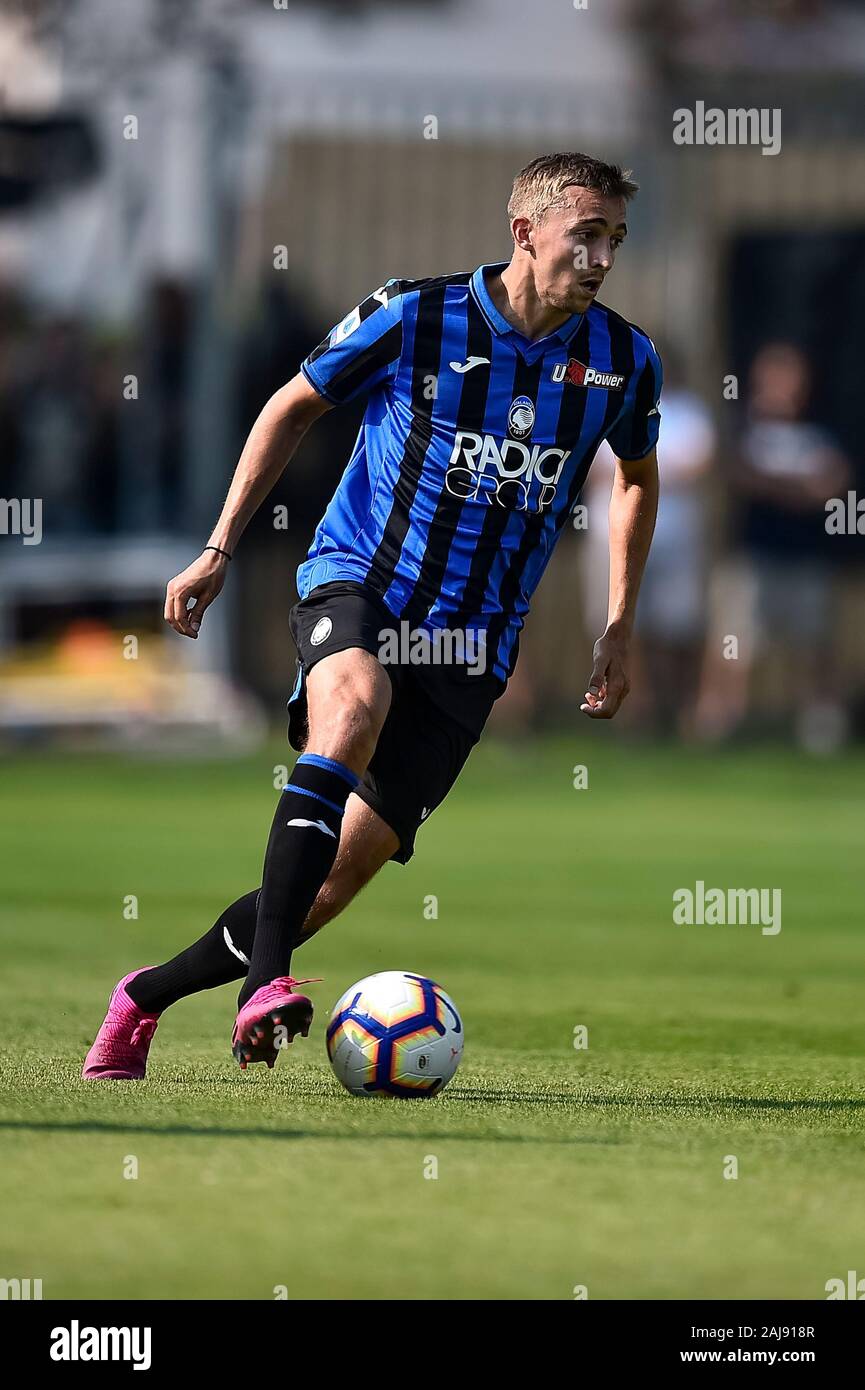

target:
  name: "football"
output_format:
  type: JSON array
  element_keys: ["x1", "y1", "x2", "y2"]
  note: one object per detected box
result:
[{"x1": 326, "y1": 971, "x2": 463, "y2": 1098}]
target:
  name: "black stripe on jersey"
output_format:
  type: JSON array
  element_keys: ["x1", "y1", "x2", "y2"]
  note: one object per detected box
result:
[
  {"x1": 480, "y1": 505, "x2": 543, "y2": 680},
  {"x1": 619, "y1": 356, "x2": 657, "y2": 459},
  {"x1": 401, "y1": 290, "x2": 494, "y2": 628},
  {"x1": 403, "y1": 271, "x2": 473, "y2": 295},
  {"x1": 553, "y1": 316, "x2": 592, "y2": 455},
  {"x1": 306, "y1": 278, "x2": 415, "y2": 367},
  {"x1": 554, "y1": 310, "x2": 637, "y2": 537},
  {"x1": 481, "y1": 316, "x2": 636, "y2": 683},
  {"x1": 479, "y1": 334, "x2": 593, "y2": 673},
  {"x1": 322, "y1": 322, "x2": 402, "y2": 403},
  {"x1": 307, "y1": 272, "x2": 473, "y2": 368},
  {"x1": 307, "y1": 333, "x2": 330, "y2": 361},
  {"x1": 450, "y1": 348, "x2": 544, "y2": 631},
  {"x1": 364, "y1": 281, "x2": 449, "y2": 599},
  {"x1": 307, "y1": 334, "x2": 335, "y2": 366}
]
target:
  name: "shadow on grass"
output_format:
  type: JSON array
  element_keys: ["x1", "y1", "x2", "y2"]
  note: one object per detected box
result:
[
  {"x1": 0, "y1": 1119, "x2": 618, "y2": 1147},
  {"x1": 451, "y1": 1090, "x2": 865, "y2": 1111},
  {"x1": 1, "y1": 1086, "x2": 862, "y2": 1149}
]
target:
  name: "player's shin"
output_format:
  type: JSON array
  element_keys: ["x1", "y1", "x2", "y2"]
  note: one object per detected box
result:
[{"x1": 126, "y1": 890, "x2": 260, "y2": 1013}]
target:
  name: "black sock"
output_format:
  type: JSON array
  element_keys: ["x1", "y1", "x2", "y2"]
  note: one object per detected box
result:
[
  {"x1": 127, "y1": 890, "x2": 260, "y2": 1013},
  {"x1": 238, "y1": 753, "x2": 358, "y2": 1006}
]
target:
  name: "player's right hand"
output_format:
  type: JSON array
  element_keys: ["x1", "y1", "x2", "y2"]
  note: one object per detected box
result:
[{"x1": 164, "y1": 550, "x2": 229, "y2": 639}]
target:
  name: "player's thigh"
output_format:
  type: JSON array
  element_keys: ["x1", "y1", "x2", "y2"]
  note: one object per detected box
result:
[
  {"x1": 305, "y1": 647, "x2": 393, "y2": 771},
  {"x1": 353, "y1": 667, "x2": 504, "y2": 865},
  {"x1": 306, "y1": 792, "x2": 399, "y2": 932}
]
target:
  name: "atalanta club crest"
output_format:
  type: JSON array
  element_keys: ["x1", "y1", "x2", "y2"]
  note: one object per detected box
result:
[
  {"x1": 507, "y1": 395, "x2": 536, "y2": 439},
  {"x1": 552, "y1": 359, "x2": 626, "y2": 391}
]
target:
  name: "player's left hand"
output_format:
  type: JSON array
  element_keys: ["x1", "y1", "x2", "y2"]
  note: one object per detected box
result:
[{"x1": 580, "y1": 627, "x2": 631, "y2": 719}]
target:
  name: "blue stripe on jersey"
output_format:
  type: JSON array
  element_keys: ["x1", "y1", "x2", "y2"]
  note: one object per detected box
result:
[
  {"x1": 297, "y1": 265, "x2": 663, "y2": 682},
  {"x1": 546, "y1": 308, "x2": 618, "y2": 539},
  {"x1": 427, "y1": 310, "x2": 520, "y2": 624},
  {"x1": 471, "y1": 351, "x2": 552, "y2": 639},
  {"x1": 489, "y1": 313, "x2": 618, "y2": 680},
  {"x1": 614, "y1": 332, "x2": 659, "y2": 460},
  {"x1": 358, "y1": 286, "x2": 426, "y2": 593}
]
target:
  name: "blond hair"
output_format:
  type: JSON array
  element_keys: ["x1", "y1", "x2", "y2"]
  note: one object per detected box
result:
[{"x1": 508, "y1": 152, "x2": 639, "y2": 224}]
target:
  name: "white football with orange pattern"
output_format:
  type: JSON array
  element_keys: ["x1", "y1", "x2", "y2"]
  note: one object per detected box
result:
[{"x1": 326, "y1": 971, "x2": 463, "y2": 1098}]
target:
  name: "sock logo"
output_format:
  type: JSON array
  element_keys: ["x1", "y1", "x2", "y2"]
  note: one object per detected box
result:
[
  {"x1": 310, "y1": 617, "x2": 332, "y2": 646},
  {"x1": 286, "y1": 817, "x2": 337, "y2": 839},
  {"x1": 223, "y1": 924, "x2": 251, "y2": 967}
]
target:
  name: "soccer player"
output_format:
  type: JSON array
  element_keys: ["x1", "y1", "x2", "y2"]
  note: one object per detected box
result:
[{"x1": 83, "y1": 151, "x2": 662, "y2": 1079}]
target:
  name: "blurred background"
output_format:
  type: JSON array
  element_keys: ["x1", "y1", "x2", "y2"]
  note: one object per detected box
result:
[
  {"x1": 2, "y1": 0, "x2": 865, "y2": 753},
  {"x1": 5, "y1": 3, "x2": 865, "y2": 1304}
]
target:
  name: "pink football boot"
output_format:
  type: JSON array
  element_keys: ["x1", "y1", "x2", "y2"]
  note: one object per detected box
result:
[
  {"x1": 81, "y1": 969, "x2": 160, "y2": 1080},
  {"x1": 232, "y1": 976, "x2": 319, "y2": 1071}
]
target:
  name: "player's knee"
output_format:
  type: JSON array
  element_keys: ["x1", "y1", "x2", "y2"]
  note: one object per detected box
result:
[{"x1": 308, "y1": 652, "x2": 390, "y2": 758}]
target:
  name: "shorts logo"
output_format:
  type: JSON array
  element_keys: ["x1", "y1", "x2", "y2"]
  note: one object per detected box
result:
[
  {"x1": 310, "y1": 616, "x2": 333, "y2": 646},
  {"x1": 508, "y1": 395, "x2": 535, "y2": 439},
  {"x1": 552, "y1": 359, "x2": 626, "y2": 391}
]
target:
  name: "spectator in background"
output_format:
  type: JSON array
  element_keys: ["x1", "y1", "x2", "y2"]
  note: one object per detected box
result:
[
  {"x1": 695, "y1": 342, "x2": 851, "y2": 750},
  {"x1": 0, "y1": 286, "x2": 26, "y2": 502},
  {"x1": 236, "y1": 274, "x2": 334, "y2": 538},
  {"x1": 144, "y1": 278, "x2": 194, "y2": 531},
  {"x1": 7, "y1": 310, "x2": 124, "y2": 536},
  {"x1": 13, "y1": 317, "x2": 94, "y2": 533},
  {"x1": 84, "y1": 340, "x2": 122, "y2": 533},
  {"x1": 232, "y1": 275, "x2": 338, "y2": 710},
  {"x1": 580, "y1": 348, "x2": 714, "y2": 736}
]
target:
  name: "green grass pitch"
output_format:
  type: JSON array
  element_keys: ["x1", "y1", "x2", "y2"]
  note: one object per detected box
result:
[{"x1": 1, "y1": 737, "x2": 863, "y2": 1300}]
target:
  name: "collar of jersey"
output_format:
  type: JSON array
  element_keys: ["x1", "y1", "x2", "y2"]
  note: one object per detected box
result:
[{"x1": 470, "y1": 262, "x2": 585, "y2": 355}]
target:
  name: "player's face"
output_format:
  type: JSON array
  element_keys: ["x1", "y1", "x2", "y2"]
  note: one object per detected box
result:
[{"x1": 530, "y1": 189, "x2": 628, "y2": 314}]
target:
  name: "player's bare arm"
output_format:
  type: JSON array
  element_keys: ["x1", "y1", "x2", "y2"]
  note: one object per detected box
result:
[
  {"x1": 582, "y1": 446, "x2": 659, "y2": 719},
  {"x1": 164, "y1": 373, "x2": 331, "y2": 638}
]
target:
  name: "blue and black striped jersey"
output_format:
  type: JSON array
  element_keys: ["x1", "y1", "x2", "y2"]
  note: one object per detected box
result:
[{"x1": 299, "y1": 262, "x2": 662, "y2": 682}]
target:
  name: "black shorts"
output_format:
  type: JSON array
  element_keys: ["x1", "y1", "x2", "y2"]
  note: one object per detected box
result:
[{"x1": 287, "y1": 581, "x2": 506, "y2": 863}]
